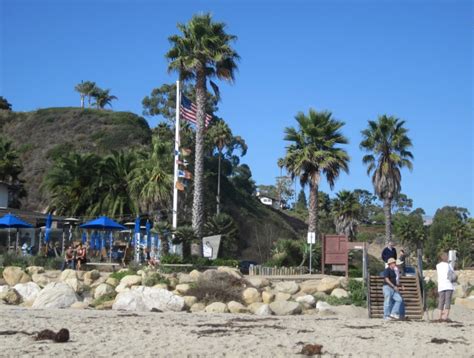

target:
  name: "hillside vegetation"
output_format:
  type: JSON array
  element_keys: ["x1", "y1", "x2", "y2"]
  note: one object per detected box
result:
[{"x1": 0, "y1": 107, "x2": 152, "y2": 210}]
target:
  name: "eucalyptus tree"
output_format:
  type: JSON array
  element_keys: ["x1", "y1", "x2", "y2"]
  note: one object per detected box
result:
[
  {"x1": 166, "y1": 13, "x2": 239, "y2": 239},
  {"x1": 283, "y1": 109, "x2": 349, "y2": 238},
  {"x1": 360, "y1": 115, "x2": 413, "y2": 242},
  {"x1": 332, "y1": 190, "x2": 360, "y2": 241}
]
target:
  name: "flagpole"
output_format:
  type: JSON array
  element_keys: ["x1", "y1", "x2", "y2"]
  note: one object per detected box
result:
[{"x1": 172, "y1": 80, "x2": 180, "y2": 253}]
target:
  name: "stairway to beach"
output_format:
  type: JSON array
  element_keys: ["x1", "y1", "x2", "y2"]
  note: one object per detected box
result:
[{"x1": 368, "y1": 275, "x2": 423, "y2": 320}]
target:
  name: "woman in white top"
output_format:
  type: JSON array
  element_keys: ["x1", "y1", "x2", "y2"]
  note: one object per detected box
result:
[{"x1": 436, "y1": 252, "x2": 455, "y2": 321}]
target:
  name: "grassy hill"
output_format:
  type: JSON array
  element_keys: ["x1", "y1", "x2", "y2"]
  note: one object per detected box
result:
[{"x1": 0, "y1": 107, "x2": 152, "y2": 211}]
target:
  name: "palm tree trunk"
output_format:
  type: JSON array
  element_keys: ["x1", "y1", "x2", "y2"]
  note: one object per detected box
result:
[
  {"x1": 383, "y1": 197, "x2": 392, "y2": 242},
  {"x1": 80, "y1": 95, "x2": 84, "y2": 109},
  {"x1": 308, "y1": 178, "x2": 319, "y2": 236},
  {"x1": 217, "y1": 150, "x2": 221, "y2": 215},
  {"x1": 192, "y1": 68, "x2": 207, "y2": 247}
]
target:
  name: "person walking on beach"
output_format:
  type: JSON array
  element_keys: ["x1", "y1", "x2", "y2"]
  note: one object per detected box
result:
[
  {"x1": 436, "y1": 252, "x2": 455, "y2": 321},
  {"x1": 383, "y1": 258, "x2": 404, "y2": 320},
  {"x1": 381, "y1": 241, "x2": 397, "y2": 267}
]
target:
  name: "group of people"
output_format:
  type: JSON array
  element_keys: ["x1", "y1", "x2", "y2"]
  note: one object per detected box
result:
[
  {"x1": 381, "y1": 241, "x2": 457, "y2": 321},
  {"x1": 61, "y1": 243, "x2": 87, "y2": 271}
]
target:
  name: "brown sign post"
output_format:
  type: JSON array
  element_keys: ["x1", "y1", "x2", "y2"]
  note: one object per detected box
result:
[{"x1": 322, "y1": 235, "x2": 368, "y2": 278}]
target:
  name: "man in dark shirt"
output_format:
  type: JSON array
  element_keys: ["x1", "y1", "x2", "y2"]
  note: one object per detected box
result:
[
  {"x1": 383, "y1": 257, "x2": 403, "y2": 320},
  {"x1": 381, "y1": 241, "x2": 397, "y2": 265}
]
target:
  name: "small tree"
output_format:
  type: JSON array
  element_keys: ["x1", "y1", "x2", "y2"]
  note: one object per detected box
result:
[{"x1": 0, "y1": 96, "x2": 12, "y2": 111}]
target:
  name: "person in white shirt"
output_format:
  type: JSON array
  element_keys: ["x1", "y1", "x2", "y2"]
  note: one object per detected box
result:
[{"x1": 436, "y1": 252, "x2": 455, "y2": 321}]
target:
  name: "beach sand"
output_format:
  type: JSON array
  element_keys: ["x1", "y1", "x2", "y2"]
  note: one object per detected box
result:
[{"x1": 0, "y1": 304, "x2": 472, "y2": 357}]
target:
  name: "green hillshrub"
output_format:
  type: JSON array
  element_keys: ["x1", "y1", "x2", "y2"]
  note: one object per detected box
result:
[
  {"x1": 109, "y1": 269, "x2": 136, "y2": 281},
  {"x1": 143, "y1": 272, "x2": 169, "y2": 287}
]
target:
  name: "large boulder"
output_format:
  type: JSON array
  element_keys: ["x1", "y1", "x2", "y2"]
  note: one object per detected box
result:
[
  {"x1": 247, "y1": 302, "x2": 265, "y2": 314},
  {"x1": 274, "y1": 281, "x2": 300, "y2": 295},
  {"x1": 115, "y1": 283, "x2": 130, "y2": 293},
  {"x1": 31, "y1": 273, "x2": 54, "y2": 288},
  {"x1": 217, "y1": 266, "x2": 242, "y2": 279},
  {"x1": 295, "y1": 295, "x2": 316, "y2": 307},
  {"x1": 70, "y1": 301, "x2": 89, "y2": 309},
  {"x1": 331, "y1": 288, "x2": 349, "y2": 298},
  {"x1": 255, "y1": 304, "x2": 273, "y2": 316},
  {"x1": 183, "y1": 296, "x2": 198, "y2": 309},
  {"x1": 13, "y1": 282, "x2": 41, "y2": 302},
  {"x1": 90, "y1": 276, "x2": 107, "y2": 289},
  {"x1": 269, "y1": 301, "x2": 302, "y2": 315},
  {"x1": 453, "y1": 284, "x2": 468, "y2": 299},
  {"x1": 113, "y1": 286, "x2": 185, "y2": 312},
  {"x1": 228, "y1": 301, "x2": 249, "y2": 314},
  {"x1": 190, "y1": 302, "x2": 206, "y2": 312},
  {"x1": 3, "y1": 267, "x2": 31, "y2": 286},
  {"x1": 84, "y1": 270, "x2": 101, "y2": 285},
  {"x1": 106, "y1": 277, "x2": 119, "y2": 287},
  {"x1": 0, "y1": 285, "x2": 9, "y2": 294},
  {"x1": 316, "y1": 301, "x2": 333, "y2": 312},
  {"x1": 32, "y1": 282, "x2": 78, "y2": 309},
  {"x1": 94, "y1": 283, "x2": 115, "y2": 299},
  {"x1": 0, "y1": 288, "x2": 22, "y2": 305},
  {"x1": 274, "y1": 292, "x2": 291, "y2": 301},
  {"x1": 316, "y1": 277, "x2": 340, "y2": 293},
  {"x1": 26, "y1": 266, "x2": 44, "y2": 275},
  {"x1": 246, "y1": 277, "x2": 270, "y2": 289},
  {"x1": 178, "y1": 273, "x2": 195, "y2": 284},
  {"x1": 189, "y1": 270, "x2": 202, "y2": 281},
  {"x1": 455, "y1": 297, "x2": 474, "y2": 310},
  {"x1": 205, "y1": 302, "x2": 228, "y2": 313},
  {"x1": 59, "y1": 269, "x2": 77, "y2": 282},
  {"x1": 262, "y1": 291, "x2": 275, "y2": 304},
  {"x1": 299, "y1": 280, "x2": 320, "y2": 294},
  {"x1": 242, "y1": 288, "x2": 261, "y2": 305},
  {"x1": 120, "y1": 275, "x2": 142, "y2": 288},
  {"x1": 65, "y1": 278, "x2": 85, "y2": 294},
  {"x1": 175, "y1": 284, "x2": 191, "y2": 295}
]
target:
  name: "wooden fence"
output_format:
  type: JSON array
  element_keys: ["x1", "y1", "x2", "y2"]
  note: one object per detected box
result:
[{"x1": 249, "y1": 265, "x2": 307, "y2": 276}]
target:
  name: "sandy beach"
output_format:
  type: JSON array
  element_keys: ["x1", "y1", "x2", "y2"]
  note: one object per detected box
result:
[{"x1": 0, "y1": 304, "x2": 472, "y2": 358}]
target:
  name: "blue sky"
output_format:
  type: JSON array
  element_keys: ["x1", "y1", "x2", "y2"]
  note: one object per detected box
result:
[{"x1": 1, "y1": 0, "x2": 472, "y2": 215}]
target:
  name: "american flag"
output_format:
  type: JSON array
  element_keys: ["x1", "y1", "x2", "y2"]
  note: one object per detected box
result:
[{"x1": 180, "y1": 94, "x2": 213, "y2": 127}]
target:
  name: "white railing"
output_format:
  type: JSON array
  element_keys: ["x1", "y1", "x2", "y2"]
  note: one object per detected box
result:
[{"x1": 249, "y1": 265, "x2": 307, "y2": 276}]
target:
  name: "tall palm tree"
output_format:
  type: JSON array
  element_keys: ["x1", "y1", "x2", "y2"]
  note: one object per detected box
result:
[
  {"x1": 332, "y1": 190, "x2": 360, "y2": 240},
  {"x1": 284, "y1": 109, "x2": 349, "y2": 237},
  {"x1": 94, "y1": 150, "x2": 138, "y2": 218},
  {"x1": 42, "y1": 152, "x2": 102, "y2": 215},
  {"x1": 166, "y1": 13, "x2": 239, "y2": 239},
  {"x1": 130, "y1": 136, "x2": 173, "y2": 223},
  {"x1": 91, "y1": 88, "x2": 117, "y2": 109},
  {"x1": 360, "y1": 115, "x2": 414, "y2": 242},
  {"x1": 0, "y1": 137, "x2": 23, "y2": 183},
  {"x1": 74, "y1": 81, "x2": 96, "y2": 108}
]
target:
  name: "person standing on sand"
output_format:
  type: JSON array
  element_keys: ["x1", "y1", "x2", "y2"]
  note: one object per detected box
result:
[
  {"x1": 381, "y1": 241, "x2": 397, "y2": 267},
  {"x1": 436, "y1": 252, "x2": 455, "y2": 321},
  {"x1": 383, "y1": 257, "x2": 404, "y2": 320}
]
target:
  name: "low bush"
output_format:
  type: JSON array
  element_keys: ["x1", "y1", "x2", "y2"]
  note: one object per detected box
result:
[
  {"x1": 109, "y1": 269, "x2": 136, "y2": 281},
  {"x1": 90, "y1": 292, "x2": 117, "y2": 308},
  {"x1": 186, "y1": 272, "x2": 246, "y2": 305},
  {"x1": 317, "y1": 279, "x2": 367, "y2": 307},
  {"x1": 143, "y1": 272, "x2": 169, "y2": 287},
  {"x1": 425, "y1": 280, "x2": 438, "y2": 310},
  {"x1": 160, "y1": 254, "x2": 183, "y2": 264}
]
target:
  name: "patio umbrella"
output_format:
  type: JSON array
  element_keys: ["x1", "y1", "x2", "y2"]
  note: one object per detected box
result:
[
  {"x1": 145, "y1": 220, "x2": 151, "y2": 249},
  {"x1": 0, "y1": 213, "x2": 34, "y2": 253},
  {"x1": 44, "y1": 213, "x2": 52, "y2": 244},
  {"x1": 134, "y1": 216, "x2": 140, "y2": 263},
  {"x1": 80, "y1": 216, "x2": 126, "y2": 230},
  {"x1": 82, "y1": 232, "x2": 87, "y2": 244}
]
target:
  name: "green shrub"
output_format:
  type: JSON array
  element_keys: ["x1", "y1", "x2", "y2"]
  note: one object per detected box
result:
[
  {"x1": 425, "y1": 280, "x2": 438, "y2": 310},
  {"x1": 109, "y1": 269, "x2": 136, "y2": 281},
  {"x1": 348, "y1": 279, "x2": 367, "y2": 307},
  {"x1": 90, "y1": 292, "x2": 117, "y2": 308},
  {"x1": 143, "y1": 272, "x2": 169, "y2": 287},
  {"x1": 211, "y1": 258, "x2": 239, "y2": 267},
  {"x1": 187, "y1": 272, "x2": 246, "y2": 305},
  {"x1": 325, "y1": 296, "x2": 352, "y2": 306},
  {"x1": 160, "y1": 254, "x2": 183, "y2": 264},
  {"x1": 1, "y1": 253, "x2": 29, "y2": 268}
]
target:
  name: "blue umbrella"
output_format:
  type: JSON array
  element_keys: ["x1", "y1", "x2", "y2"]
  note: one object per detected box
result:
[
  {"x1": 134, "y1": 216, "x2": 141, "y2": 262},
  {"x1": 145, "y1": 220, "x2": 151, "y2": 249},
  {"x1": 44, "y1": 213, "x2": 53, "y2": 243},
  {"x1": 0, "y1": 213, "x2": 33, "y2": 253},
  {"x1": 80, "y1": 216, "x2": 126, "y2": 230},
  {"x1": 82, "y1": 232, "x2": 87, "y2": 244}
]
